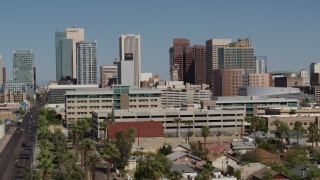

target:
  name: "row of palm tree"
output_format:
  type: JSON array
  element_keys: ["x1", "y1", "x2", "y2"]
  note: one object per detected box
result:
[{"x1": 173, "y1": 118, "x2": 194, "y2": 140}]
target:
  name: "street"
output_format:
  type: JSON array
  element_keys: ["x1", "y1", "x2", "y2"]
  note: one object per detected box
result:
[{"x1": 0, "y1": 103, "x2": 41, "y2": 180}]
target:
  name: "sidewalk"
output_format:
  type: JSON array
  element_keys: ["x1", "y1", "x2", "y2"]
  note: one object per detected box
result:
[{"x1": 0, "y1": 127, "x2": 16, "y2": 153}]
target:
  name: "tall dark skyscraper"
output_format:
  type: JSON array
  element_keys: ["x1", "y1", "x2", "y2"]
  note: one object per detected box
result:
[{"x1": 169, "y1": 38, "x2": 206, "y2": 85}]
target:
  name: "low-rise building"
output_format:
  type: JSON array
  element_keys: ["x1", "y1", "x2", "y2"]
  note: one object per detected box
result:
[
  {"x1": 228, "y1": 163, "x2": 266, "y2": 180},
  {"x1": 92, "y1": 108, "x2": 246, "y2": 138},
  {"x1": 203, "y1": 96, "x2": 298, "y2": 116},
  {"x1": 166, "y1": 151, "x2": 205, "y2": 167}
]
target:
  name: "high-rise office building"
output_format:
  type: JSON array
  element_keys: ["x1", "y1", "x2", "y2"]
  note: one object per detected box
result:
[
  {"x1": 194, "y1": 45, "x2": 206, "y2": 85},
  {"x1": 76, "y1": 41, "x2": 97, "y2": 85},
  {"x1": 0, "y1": 54, "x2": 3, "y2": 85},
  {"x1": 55, "y1": 28, "x2": 84, "y2": 81},
  {"x1": 100, "y1": 64, "x2": 118, "y2": 88},
  {"x1": 255, "y1": 56, "x2": 267, "y2": 73},
  {"x1": 219, "y1": 38, "x2": 255, "y2": 74},
  {"x1": 13, "y1": 50, "x2": 35, "y2": 97},
  {"x1": 119, "y1": 34, "x2": 141, "y2": 88},
  {"x1": 310, "y1": 62, "x2": 320, "y2": 86},
  {"x1": 169, "y1": 39, "x2": 206, "y2": 85},
  {"x1": 205, "y1": 39, "x2": 231, "y2": 90},
  {"x1": 169, "y1": 38, "x2": 190, "y2": 82},
  {"x1": 3, "y1": 67, "x2": 6, "y2": 84}
]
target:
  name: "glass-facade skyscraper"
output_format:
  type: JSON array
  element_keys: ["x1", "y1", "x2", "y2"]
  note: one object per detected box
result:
[
  {"x1": 13, "y1": 50, "x2": 35, "y2": 97},
  {"x1": 55, "y1": 28, "x2": 84, "y2": 81}
]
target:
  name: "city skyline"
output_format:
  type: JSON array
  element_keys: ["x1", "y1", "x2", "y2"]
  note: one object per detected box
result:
[{"x1": 0, "y1": 1, "x2": 319, "y2": 85}]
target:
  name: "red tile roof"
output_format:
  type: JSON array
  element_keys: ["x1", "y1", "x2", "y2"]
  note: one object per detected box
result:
[{"x1": 108, "y1": 121, "x2": 164, "y2": 138}]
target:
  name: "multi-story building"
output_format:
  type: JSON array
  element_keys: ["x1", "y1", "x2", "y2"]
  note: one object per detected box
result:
[
  {"x1": 219, "y1": 38, "x2": 255, "y2": 74},
  {"x1": 0, "y1": 92, "x2": 27, "y2": 103},
  {"x1": 76, "y1": 41, "x2": 97, "y2": 85},
  {"x1": 310, "y1": 62, "x2": 320, "y2": 86},
  {"x1": 264, "y1": 115, "x2": 320, "y2": 133},
  {"x1": 3, "y1": 67, "x2": 6, "y2": 85},
  {"x1": 55, "y1": 28, "x2": 84, "y2": 81},
  {"x1": 92, "y1": 107, "x2": 246, "y2": 138},
  {"x1": 314, "y1": 85, "x2": 320, "y2": 103},
  {"x1": 47, "y1": 84, "x2": 99, "y2": 104},
  {"x1": 169, "y1": 39, "x2": 206, "y2": 85},
  {"x1": 0, "y1": 54, "x2": 3, "y2": 86},
  {"x1": 203, "y1": 96, "x2": 298, "y2": 116},
  {"x1": 13, "y1": 50, "x2": 35, "y2": 97},
  {"x1": 100, "y1": 65, "x2": 118, "y2": 88},
  {"x1": 117, "y1": 58, "x2": 134, "y2": 87},
  {"x1": 255, "y1": 56, "x2": 267, "y2": 73},
  {"x1": 119, "y1": 34, "x2": 141, "y2": 88},
  {"x1": 157, "y1": 82, "x2": 211, "y2": 108},
  {"x1": 194, "y1": 45, "x2": 206, "y2": 85},
  {"x1": 248, "y1": 73, "x2": 273, "y2": 87},
  {"x1": 205, "y1": 39, "x2": 231, "y2": 91},
  {"x1": 64, "y1": 86, "x2": 161, "y2": 126},
  {"x1": 300, "y1": 69, "x2": 310, "y2": 86},
  {"x1": 274, "y1": 76, "x2": 304, "y2": 87},
  {"x1": 4, "y1": 80, "x2": 27, "y2": 93},
  {"x1": 213, "y1": 69, "x2": 245, "y2": 96}
]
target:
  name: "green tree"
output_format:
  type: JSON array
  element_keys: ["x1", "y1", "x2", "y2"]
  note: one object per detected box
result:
[
  {"x1": 284, "y1": 149, "x2": 308, "y2": 168},
  {"x1": 134, "y1": 154, "x2": 170, "y2": 180},
  {"x1": 37, "y1": 126, "x2": 52, "y2": 141},
  {"x1": 100, "y1": 143, "x2": 120, "y2": 180},
  {"x1": 37, "y1": 150, "x2": 55, "y2": 180},
  {"x1": 81, "y1": 138, "x2": 95, "y2": 168},
  {"x1": 174, "y1": 118, "x2": 182, "y2": 137},
  {"x1": 245, "y1": 116, "x2": 260, "y2": 159},
  {"x1": 184, "y1": 120, "x2": 194, "y2": 142},
  {"x1": 37, "y1": 115, "x2": 47, "y2": 128},
  {"x1": 113, "y1": 129, "x2": 136, "y2": 170},
  {"x1": 99, "y1": 120, "x2": 109, "y2": 144},
  {"x1": 40, "y1": 140, "x2": 53, "y2": 151},
  {"x1": 308, "y1": 122, "x2": 318, "y2": 154},
  {"x1": 293, "y1": 121, "x2": 304, "y2": 145},
  {"x1": 158, "y1": 144, "x2": 173, "y2": 156},
  {"x1": 274, "y1": 119, "x2": 289, "y2": 152},
  {"x1": 88, "y1": 154, "x2": 101, "y2": 180},
  {"x1": 201, "y1": 126, "x2": 210, "y2": 149},
  {"x1": 307, "y1": 167, "x2": 320, "y2": 179},
  {"x1": 77, "y1": 119, "x2": 90, "y2": 141},
  {"x1": 232, "y1": 169, "x2": 241, "y2": 179},
  {"x1": 200, "y1": 163, "x2": 214, "y2": 180},
  {"x1": 167, "y1": 170, "x2": 183, "y2": 180}
]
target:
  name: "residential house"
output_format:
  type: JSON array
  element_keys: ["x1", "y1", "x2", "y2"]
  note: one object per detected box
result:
[
  {"x1": 287, "y1": 138, "x2": 307, "y2": 147},
  {"x1": 249, "y1": 131, "x2": 276, "y2": 140},
  {"x1": 231, "y1": 141, "x2": 255, "y2": 154},
  {"x1": 228, "y1": 163, "x2": 266, "y2": 180},
  {"x1": 169, "y1": 143, "x2": 192, "y2": 154},
  {"x1": 254, "y1": 148, "x2": 282, "y2": 164},
  {"x1": 252, "y1": 167, "x2": 292, "y2": 180},
  {"x1": 206, "y1": 142, "x2": 232, "y2": 155},
  {"x1": 212, "y1": 172, "x2": 237, "y2": 180},
  {"x1": 166, "y1": 151, "x2": 205, "y2": 167},
  {"x1": 170, "y1": 164, "x2": 198, "y2": 180},
  {"x1": 208, "y1": 154, "x2": 238, "y2": 173},
  {"x1": 290, "y1": 165, "x2": 320, "y2": 179}
]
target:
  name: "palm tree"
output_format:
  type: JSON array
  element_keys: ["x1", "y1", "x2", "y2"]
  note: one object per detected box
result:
[
  {"x1": 201, "y1": 126, "x2": 210, "y2": 149},
  {"x1": 126, "y1": 128, "x2": 137, "y2": 143},
  {"x1": 100, "y1": 143, "x2": 120, "y2": 180},
  {"x1": 99, "y1": 121, "x2": 109, "y2": 144},
  {"x1": 168, "y1": 170, "x2": 183, "y2": 180},
  {"x1": 308, "y1": 122, "x2": 318, "y2": 154},
  {"x1": 37, "y1": 126, "x2": 51, "y2": 141},
  {"x1": 274, "y1": 119, "x2": 289, "y2": 152},
  {"x1": 81, "y1": 138, "x2": 95, "y2": 168},
  {"x1": 37, "y1": 150, "x2": 55, "y2": 180},
  {"x1": 174, "y1": 118, "x2": 182, "y2": 137},
  {"x1": 184, "y1": 120, "x2": 194, "y2": 143},
  {"x1": 77, "y1": 119, "x2": 90, "y2": 141},
  {"x1": 88, "y1": 154, "x2": 101, "y2": 180},
  {"x1": 40, "y1": 140, "x2": 53, "y2": 151},
  {"x1": 201, "y1": 163, "x2": 214, "y2": 180},
  {"x1": 245, "y1": 116, "x2": 260, "y2": 159},
  {"x1": 293, "y1": 121, "x2": 304, "y2": 145}
]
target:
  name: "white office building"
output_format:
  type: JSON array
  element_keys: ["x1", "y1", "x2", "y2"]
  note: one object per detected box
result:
[{"x1": 76, "y1": 41, "x2": 97, "y2": 85}]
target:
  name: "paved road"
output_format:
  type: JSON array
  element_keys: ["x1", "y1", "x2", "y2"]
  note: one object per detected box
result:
[{"x1": 0, "y1": 103, "x2": 41, "y2": 180}]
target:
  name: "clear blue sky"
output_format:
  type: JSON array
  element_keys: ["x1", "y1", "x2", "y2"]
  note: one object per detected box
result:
[{"x1": 0, "y1": 0, "x2": 319, "y2": 85}]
